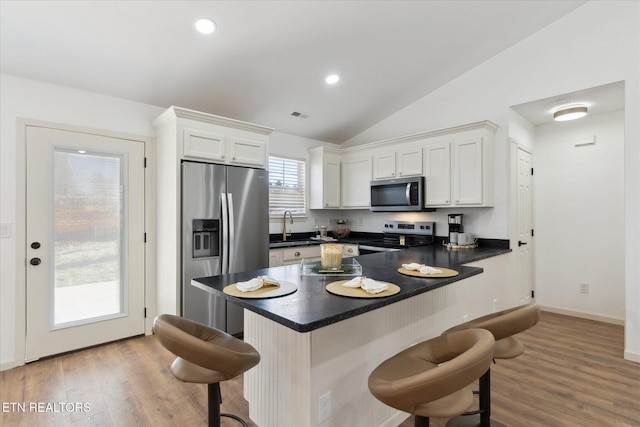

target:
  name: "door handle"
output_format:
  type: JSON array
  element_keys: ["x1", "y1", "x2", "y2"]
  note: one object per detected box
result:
[
  {"x1": 30, "y1": 258, "x2": 41, "y2": 266},
  {"x1": 518, "y1": 241, "x2": 528, "y2": 246}
]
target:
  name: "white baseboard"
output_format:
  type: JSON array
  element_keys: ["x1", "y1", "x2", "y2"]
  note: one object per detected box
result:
[
  {"x1": 377, "y1": 409, "x2": 411, "y2": 427},
  {"x1": 539, "y1": 305, "x2": 624, "y2": 325},
  {"x1": 624, "y1": 351, "x2": 640, "y2": 363},
  {"x1": 1, "y1": 359, "x2": 23, "y2": 371}
]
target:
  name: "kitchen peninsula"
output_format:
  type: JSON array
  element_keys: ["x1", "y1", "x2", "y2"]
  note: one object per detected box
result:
[{"x1": 193, "y1": 246, "x2": 511, "y2": 427}]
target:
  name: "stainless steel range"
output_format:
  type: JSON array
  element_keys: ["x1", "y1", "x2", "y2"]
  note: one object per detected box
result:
[{"x1": 359, "y1": 220, "x2": 435, "y2": 254}]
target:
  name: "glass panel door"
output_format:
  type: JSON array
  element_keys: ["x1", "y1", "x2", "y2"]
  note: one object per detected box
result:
[
  {"x1": 53, "y1": 149, "x2": 126, "y2": 327},
  {"x1": 26, "y1": 124, "x2": 145, "y2": 361}
]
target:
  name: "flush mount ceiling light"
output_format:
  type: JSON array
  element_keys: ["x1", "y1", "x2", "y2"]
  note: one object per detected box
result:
[
  {"x1": 553, "y1": 105, "x2": 588, "y2": 121},
  {"x1": 195, "y1": 18, "x2": 216, "y2": 34},
  {"x1": 325, "y1": 74, "x2": 340, "y2": 85}
]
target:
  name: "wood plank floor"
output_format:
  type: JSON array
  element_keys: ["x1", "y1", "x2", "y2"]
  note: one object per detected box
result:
[{"x1": 1, "y1": 311, "x2": 638, "y2": 426}]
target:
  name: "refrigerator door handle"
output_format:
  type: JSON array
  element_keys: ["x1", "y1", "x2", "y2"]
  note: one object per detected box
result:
[
  {"x1": 227, "y1": 192, "x2": 235, "y2": 272},
  {"x1": 221, "y1": 192, "x2": 229, "y2": 274}
]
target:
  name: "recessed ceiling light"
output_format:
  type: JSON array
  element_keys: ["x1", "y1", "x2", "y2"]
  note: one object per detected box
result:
[
  {"x1": 325, "y1": 74, "x2": 340, "y2": 85},
  {"x1": 195, "y1": 18, "x2": 216, "y2": 34},
  {"x1": 553, "y1": 105, "x2": 588, "y2": 121}
]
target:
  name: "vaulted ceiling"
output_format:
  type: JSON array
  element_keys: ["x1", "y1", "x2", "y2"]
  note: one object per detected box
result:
[{"x1": 1, "y1": 1, "x2": 587, "y2": 144}]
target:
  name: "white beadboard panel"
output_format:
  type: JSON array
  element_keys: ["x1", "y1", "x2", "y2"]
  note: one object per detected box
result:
[
  {"x1": 310, "y1": 287, "x2": 448, "y2": 427},
  {"x1": 244, "y1": 310, "x2": 312, "y2": 427}
]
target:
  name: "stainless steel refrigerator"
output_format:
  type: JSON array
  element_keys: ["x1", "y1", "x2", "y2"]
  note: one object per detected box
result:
[{"x1": 181, "y1": 161, "x2": 269, "y2": 336}]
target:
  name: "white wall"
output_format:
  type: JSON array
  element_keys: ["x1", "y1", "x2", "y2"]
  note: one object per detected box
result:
[
  {"x1": 343, "y1": 1, "x2": 640, "y2": 360},
  {"x1": 0, "y1": 74, "x2": 165, "y2": 368},
  {"x1": 535, "y1": 111, "x2": 625, "y2": 321}
]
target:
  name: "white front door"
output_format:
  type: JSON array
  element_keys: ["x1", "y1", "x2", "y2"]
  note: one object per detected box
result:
[
  {"x1": 517, "y1": 147, "x2": 534, "y2": 302},
  {"x1": 25, "y1": 125, "x2": 146, "y2": 361}
]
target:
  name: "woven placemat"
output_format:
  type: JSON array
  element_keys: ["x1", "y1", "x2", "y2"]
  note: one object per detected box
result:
[
  {"x1": 223, "y1": 281, "x2": 297, "y2": 299},
  {"x1": 325, "y1": 280, "x2": 400, "y2": 298},
  {"x1": 397, "y1": 267, "x2": 459, "y2": 278}
]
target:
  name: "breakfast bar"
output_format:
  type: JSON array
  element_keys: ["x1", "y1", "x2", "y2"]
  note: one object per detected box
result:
[{"x1": 192, "y1": 246, "x2": 511, "y2": 427}]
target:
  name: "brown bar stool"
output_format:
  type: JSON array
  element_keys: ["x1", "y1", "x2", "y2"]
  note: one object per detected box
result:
[
  {"x1": 153, "y1": 314, "x2": 260, "y2": 427},
  {"x1": 443, "y1": 303, "x2": 541, "y2": 427},
  {"x1": 368, "y1": 329, "x2": 495, "y2": 427}
]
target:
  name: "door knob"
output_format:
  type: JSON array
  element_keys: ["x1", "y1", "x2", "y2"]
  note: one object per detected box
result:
[
  {"x1": 31, "y1": 242, "x2": 41, "y2": 249},
  {"x1": 30, "y1": 258, "x2": 41, "y2": 266}
]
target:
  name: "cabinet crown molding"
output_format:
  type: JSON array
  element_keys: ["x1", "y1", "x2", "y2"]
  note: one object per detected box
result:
[
  {"x1": 152, "y1": 106, "x2": 274, "y2": 136},
  {"x1": 342, "y1": 120, "x2": 498, "y2": 153}
]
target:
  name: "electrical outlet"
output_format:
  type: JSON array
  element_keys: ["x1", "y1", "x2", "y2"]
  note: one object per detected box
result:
[
  {"x1": 579, "y1": 283, "x2": 589, "y2": 294},
  {"x1": 319, "y1": 391, "x2": 331, "y2": 423}
]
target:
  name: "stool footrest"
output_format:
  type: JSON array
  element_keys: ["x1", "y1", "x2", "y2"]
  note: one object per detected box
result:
[{"x1": 221, "y1": 413, "x2": 249, "y2": 427}]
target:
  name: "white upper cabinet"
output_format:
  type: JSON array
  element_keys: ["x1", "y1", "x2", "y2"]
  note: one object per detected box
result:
[
  {"x1": 155, "y1": 106, "x2": 272, "y2": 169},
  {"x1": 309, "y1": 120, "x2": 496, "y2": 210},
  {"x1": 372, "y1": 147, "x2": 422, "y2": 179},
  {"x1": 373, "y1": 151, "x2": 396, "y2": 179},
  {"x1": 452, "y1": 137, "x2": 483, "y2": 205},
  {"x1": 228, "y1": 136, "x2": 267, "y2": 167},
  {"x1": 424, "y1": 141, "x2": 452, "y2": 205},
  {"x1": 423, "y1": 124, "x2": 495, "y2": 208},
  {"x1": 341, "y1": 155, "x2": 372, "y2": 208},
  {"x1": 397, "y1": 147, "x2": 423, "y2": 177},
  {"x1": 183, "y1": 127, "x2": 227, "y2": 162},
  {"x1": 309, "y1": 146, "x2": 341, "y2": 209}
]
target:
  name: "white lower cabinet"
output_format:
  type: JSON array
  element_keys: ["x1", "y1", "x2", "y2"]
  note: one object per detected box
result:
[
  {"x1": 269, "y1": 243, "x2": 359, "y2": 267},
  {"x1": 342, "y1": 244, "x2": 359, "y2": 257},
  {"x1": 269, "y1": 250, "x2": 283, "y2": 267}
]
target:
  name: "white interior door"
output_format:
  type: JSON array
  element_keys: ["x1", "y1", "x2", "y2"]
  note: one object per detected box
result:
[
  {"x1": 517, "y1": 147, "x2": 534, "y2": 302},
  {"x1": 25, "y1": 125, "x2": 145, "y2": 361}
]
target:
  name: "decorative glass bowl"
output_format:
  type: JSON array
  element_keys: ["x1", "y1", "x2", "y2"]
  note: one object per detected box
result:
[{"x1": 300, "y1": 258, "x2": 362, "y2": 276}]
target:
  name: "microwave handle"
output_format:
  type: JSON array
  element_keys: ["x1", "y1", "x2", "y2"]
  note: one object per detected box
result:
[{"x1": 406, "y1": 183, "x2": 411, "y2": 205}]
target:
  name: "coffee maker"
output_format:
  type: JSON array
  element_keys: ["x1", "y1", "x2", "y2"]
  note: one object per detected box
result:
[{"x1": 448, "y1": 214, "x2": 463, "y2": 245}]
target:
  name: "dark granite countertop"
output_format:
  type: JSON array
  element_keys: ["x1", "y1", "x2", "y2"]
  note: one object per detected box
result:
[{"x1": 192, "y1": 245, "x2": 511, "y2": 333}]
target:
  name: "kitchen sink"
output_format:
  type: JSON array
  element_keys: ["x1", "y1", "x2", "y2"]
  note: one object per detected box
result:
[{"x1": 269, "y1": 240, "x2": 322, "y2": 248}]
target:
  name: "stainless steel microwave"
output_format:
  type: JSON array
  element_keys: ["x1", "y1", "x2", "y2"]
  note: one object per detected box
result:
[{"x1": 370, "y1": 176, "x2": 429, "y2": 212}]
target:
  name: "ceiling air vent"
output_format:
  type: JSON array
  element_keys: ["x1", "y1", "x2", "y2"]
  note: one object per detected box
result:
[{"x1": 291, "y1": 111, "x2": 310, "y2": 119}]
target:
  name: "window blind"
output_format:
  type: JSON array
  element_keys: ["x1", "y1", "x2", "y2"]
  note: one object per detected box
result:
[{"x1": 268, "y1": 156, "x2": 306, "y2": 216}]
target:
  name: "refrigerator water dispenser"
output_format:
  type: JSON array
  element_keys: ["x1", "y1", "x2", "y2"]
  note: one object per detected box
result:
[{"x1": 192, "y1": 219, "x2": 219, "y2": 258}]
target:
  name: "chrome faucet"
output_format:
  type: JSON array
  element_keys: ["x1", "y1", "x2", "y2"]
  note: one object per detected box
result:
[{"x1": 282, "y1": 210, "x2": 293, "y2": 241}]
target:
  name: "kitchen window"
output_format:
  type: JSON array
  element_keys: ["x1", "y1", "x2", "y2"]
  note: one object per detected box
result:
[{"x1": 268, "y1": 156, "x2": 306, "y2": 217}]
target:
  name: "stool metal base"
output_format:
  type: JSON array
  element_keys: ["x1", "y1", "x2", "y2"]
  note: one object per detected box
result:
[{"x1": 446, "y1": 415, "x2": 507, "y2": 427}]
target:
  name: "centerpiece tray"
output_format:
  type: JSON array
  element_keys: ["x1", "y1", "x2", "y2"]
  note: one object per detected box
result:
[{"x1": 300, "y1": 258, "x2": 362, "y2": 277}]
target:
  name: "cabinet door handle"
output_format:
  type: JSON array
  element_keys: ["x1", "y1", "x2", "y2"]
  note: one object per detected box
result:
[
  {"x1": 30, "y1": 258, "x2": 41, "y2": 266},
  {"x1": 294, "y1": 251, "x2": 301, "y2": 256},
  {"x1": 518, "y1": 241, "x2": 528, "y2": 247},
  {"x1": 347, "y1": 248, "x2": 353, "y2": 253}
]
